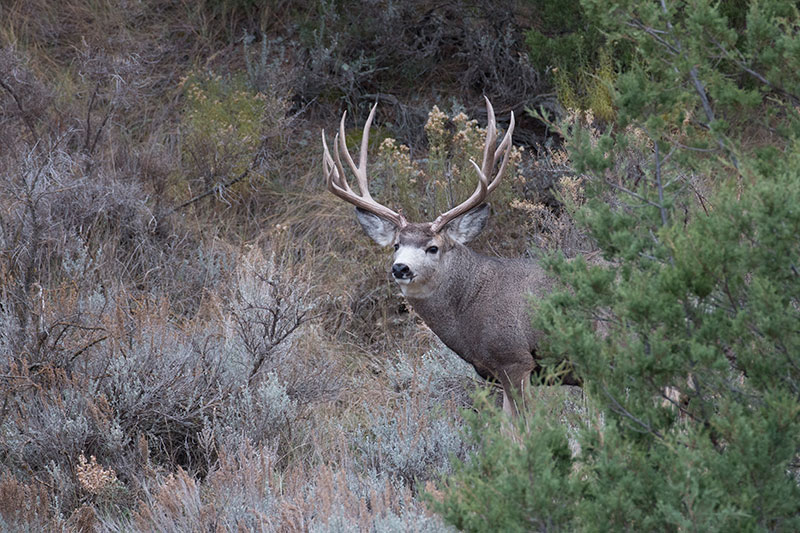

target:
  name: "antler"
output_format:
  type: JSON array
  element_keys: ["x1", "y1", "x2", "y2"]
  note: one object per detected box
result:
[
  {"x1": 430, "y1": 97, "x2": 515, "y2": 233},
  {"x1": 322, "y1": 103, "x2": 407, "y2": 228}
]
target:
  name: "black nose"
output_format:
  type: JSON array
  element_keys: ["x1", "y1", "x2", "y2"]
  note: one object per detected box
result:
[{"x1": 392, "y1": 263, "x2": 411, "y2": 279}]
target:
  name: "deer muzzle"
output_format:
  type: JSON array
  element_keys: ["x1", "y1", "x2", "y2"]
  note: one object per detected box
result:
[{"x1": 391, "y1": 263, "x2": 413, "y2": 280}]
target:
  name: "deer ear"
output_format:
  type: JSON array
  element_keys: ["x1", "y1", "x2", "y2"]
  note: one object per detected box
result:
[
  {"x1": 355, "y1": 207, "x2": 399, "y2": 247},
  {"x1": 443, "y1": 203, "x2": 490, "y2": 244}
]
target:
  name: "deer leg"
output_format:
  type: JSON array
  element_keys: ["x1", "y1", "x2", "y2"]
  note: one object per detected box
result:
[
  {"x1": 500, "y1": 363, "x2": 534, "y2": 416},
  {"x1": 502, "y1": 388, "x2": 514, "y2": 416}
]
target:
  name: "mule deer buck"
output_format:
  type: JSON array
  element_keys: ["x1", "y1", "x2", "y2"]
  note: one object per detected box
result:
[{"x1": 322, "y1": 98, "x2": 578, "y2": 415}]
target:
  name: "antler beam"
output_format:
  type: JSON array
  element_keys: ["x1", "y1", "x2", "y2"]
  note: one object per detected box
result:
[
  {"x1": 430, "y1": 97, "x2": 515, "y2": 233},
  {"x1": 322, "y1": 103, "x2": 407, "y2": 228}
]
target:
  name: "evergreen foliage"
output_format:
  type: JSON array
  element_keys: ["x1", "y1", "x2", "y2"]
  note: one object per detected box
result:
[
  {"x1": 432, "y1": 394, "x2": 577, "y2": 532},
  {"x1": 436, "y1": 1, "x2": 800, "y2": 530},
  {"x1": 524, "y1": 0, "x2": 621, "y2": 120}
]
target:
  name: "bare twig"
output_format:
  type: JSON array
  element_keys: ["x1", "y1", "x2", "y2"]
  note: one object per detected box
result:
[
  {"x1": 84, "y1": 86, "x2": 98, "y2": 152},
  {"x1": 603, "y1": 179, "x2": 665, "y2": 210},
  {"x1": 688, "y1": 67, "x2": 716, "y2": 127},
  {"x1": 603, "y1": 386, "x2": 664, "y2": 440},
  {"x1": 654, "y1": 140, "x2": 668, "y2": 227},
  {"x1": 711, "y1": 39, "x2": 800, "y2": 106},
  {"x1": 626, "y1": 19, "x2": 679, "y2": 55},
  {"x1": 169, "y1": 150, "x2": 265, "y2": 214},
  {"x1": 69, "y1": 335, "x2": 109, "y2": 365},
  {"x1": 0, "y1": 77, "x2": 39, "y2": 144}
]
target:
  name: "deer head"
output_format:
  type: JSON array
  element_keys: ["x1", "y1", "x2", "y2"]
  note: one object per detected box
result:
[{"x1": 322, "y1": 97, "x2": 515, "y2": 297}]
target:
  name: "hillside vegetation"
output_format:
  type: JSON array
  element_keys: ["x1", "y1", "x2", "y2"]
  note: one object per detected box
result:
[{"x1": 1, "y1": 1, "x2": 798, "y2": 531}]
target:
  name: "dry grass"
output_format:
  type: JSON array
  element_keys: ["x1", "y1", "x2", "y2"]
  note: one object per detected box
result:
[{"x1": 0, "y1": 2, "x2": 590, "y2": 530}]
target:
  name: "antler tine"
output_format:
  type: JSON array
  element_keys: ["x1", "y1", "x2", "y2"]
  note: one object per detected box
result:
[
  {"x1": 322, "y1": 130, "x2": 352, "y2": 195},
  {"x1": 488, "y1": 109, "x2": 514, "y2": 195},
  {"x1": 480, "y1": 96, "x2": 498, "y2": 180},
  {"x1": 321, "y1": 109, "x2": 406, "y2": 229},
  {"x1": 430, "y1": 160, "x2": 489, "y2": 232},
  {"x1": 430, "y1": 98, "x2": 515, "y2": 233},
  {"x1": 332, "y1": 132, "x2": 353, "y2": 192},
  {"x1": 338, "y1": 103, "x2": 377, "y2": 200}
]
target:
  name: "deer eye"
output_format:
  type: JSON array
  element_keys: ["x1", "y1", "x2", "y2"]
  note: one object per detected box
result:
[
  {"x1": 426, "y1": 246, "x2": 439, "y2": 254},
  {"x1": 393, "y1": 243, "x2": 400, "y2": 251}
]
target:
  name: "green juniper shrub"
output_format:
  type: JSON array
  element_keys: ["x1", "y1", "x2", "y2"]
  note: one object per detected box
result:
[
  {"x1": 435, "y1": 1, "x2": 800, "y2": 531},
  {"x1": 429, "y1": 392, "x2": 578, "y2": 532}
]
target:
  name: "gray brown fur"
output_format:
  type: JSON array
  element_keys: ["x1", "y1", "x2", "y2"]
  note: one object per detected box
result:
[
  {"x1": 354, "y1": 206, "x2": 578, "y2": 415},
  {"x1": 322, "y1": 99, "x2": 574, "y2": 415},
  {"x1": 407, "y1": 239, "x2": 553, "y2": 386}
]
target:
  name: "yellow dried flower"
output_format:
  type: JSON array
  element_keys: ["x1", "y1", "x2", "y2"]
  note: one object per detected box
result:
[
  {"x1": 76, "y1": 454, "x2": 117, "y2": 495},
  {"x1": 424, "y1": 105, "x2": 447, "y2": 136}
]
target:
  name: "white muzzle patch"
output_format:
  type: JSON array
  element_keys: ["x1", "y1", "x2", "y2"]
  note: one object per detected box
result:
[{"x1": 392, "y1": 245, "x2": 436, "y2": 297}]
